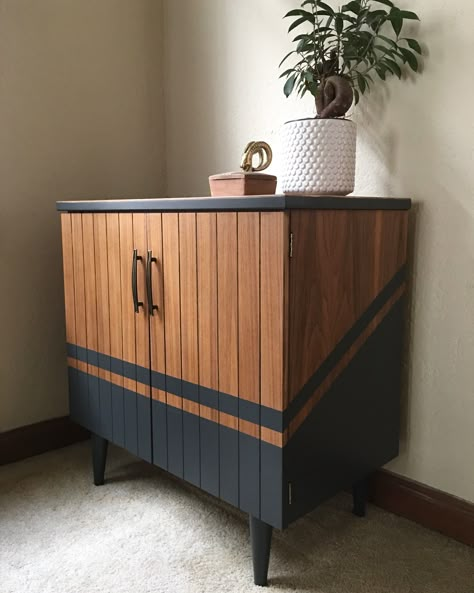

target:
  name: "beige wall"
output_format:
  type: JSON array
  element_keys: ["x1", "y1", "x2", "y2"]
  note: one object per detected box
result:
[
  {"x1": 2, "y1": 0, "x2": 472, "y2": 504},
  {"x1": 0, "y1": 0, "x2": 165, "y2": 431},
  {"x1": 163, "y1": 1, "x2": 474, "y2": 502}
]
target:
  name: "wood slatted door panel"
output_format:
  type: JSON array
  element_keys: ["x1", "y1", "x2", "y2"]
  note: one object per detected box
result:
[
  {"x1": 133, "y1": 214, "x2": 152, "y2": 462},
  {"x1": 238, "y1": 212, "x2": 261, "y2": 517},
  {"x1": 197, "y1": 213, "x2": 219, "y2": 497},
  {"x1": 260, "y1": 212, "x2": 288, "y2": 527},
  {"x1": 179, "y1": 213, "x2": 200, "y2": 486},
  {"x1": 93, "y1": 214, "x2": 113, "y2": 441},
  {"x1": 82, "y1": 215, "x2": 101, "y2": 435},
  {"x1": 148, "y1": 214, "x2": 167, "y2": 470},
  {"x1": 217, "y1": 213, "x2": 239, "y2": 507},
  {"x1": 106, "y1": 214, "x2": 125, "y2": 447},
  {"x1": 162, "y1": 213, "x2": 184, "y2": 478},
  {"x1": 61, "y1": 214, "x2": 81, "y2": 425},
  {"x1": 69, "y1": 214, "x2": 90, "y2": 429}
]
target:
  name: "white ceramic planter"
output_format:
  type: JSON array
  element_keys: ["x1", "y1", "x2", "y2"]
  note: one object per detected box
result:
[{"x1": 282, "y1": 118, "x2": 357, "y2": 196}]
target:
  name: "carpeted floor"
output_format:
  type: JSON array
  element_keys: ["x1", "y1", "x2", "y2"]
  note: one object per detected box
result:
[{"x1": 1, "y1": 443, "x2": 473, "y2": 593}]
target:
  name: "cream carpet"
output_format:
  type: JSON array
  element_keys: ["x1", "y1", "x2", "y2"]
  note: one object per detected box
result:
[{"x1": 1, "y1": 442, "x2": 473, "y2": 593}]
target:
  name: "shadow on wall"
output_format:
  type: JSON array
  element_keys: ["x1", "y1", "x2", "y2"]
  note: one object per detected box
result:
[{"x1": 354, "y1": 14, "x2": 474, "y2": 496}]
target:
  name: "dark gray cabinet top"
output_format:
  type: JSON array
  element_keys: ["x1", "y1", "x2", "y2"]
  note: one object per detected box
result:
[{"x1": 57, "y1": 195, "x2": 411, "y2": 213}]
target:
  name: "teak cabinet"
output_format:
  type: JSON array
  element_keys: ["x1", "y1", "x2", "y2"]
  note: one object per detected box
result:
[{"x1": 58, "y1": 195, "x2": 411, "y2": 586}]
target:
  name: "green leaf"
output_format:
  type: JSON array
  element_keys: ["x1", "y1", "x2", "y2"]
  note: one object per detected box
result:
[
  {"x1": 400, "y1": 48, "x2": 418, "y2": 71},
  {"x1": 389, "y1": 13, "x2": 403, "y2": 36},
  {"x1": 283, "y1": 9, "x2": 315, "y2": 23},
  {"x1": 373, "y1": 0, "x2": 394, "y2": 7},
  {"x1": 335, "y1": 14, "x2": 344, "y2": 35},
  {"x1": 302, "y1": 0, "x2": 335, "y2": 14},
  {"x1": 288, "y1": 17, "x2": 310, "y2": 33},
  {"x1": 279, "y1": 68, "x2": 296, "y2": 79},
  {"x1": 343, "y1": 1, "x2": 361, "y2": 14},
  {"x1": 405, "y1": 38, "x2": 422, "y2": 54},
  {"x1": 375, "y1": 65, "x2": 387, "y2": 80},
  {"x1": 353, "y1": 88, "x2": 360, "y2": 105},
  {"x1": 279, "y1": 51, "x2": 295, "y2": 68},
  {"x1": 284, "y1": 74, "x2": 297, "y2": 97},
  {"x1": 377, "y1": 34, "x2": 398, "y2": 48},
  {"x1": 398, "y1": 10, "x2": 420, "y2": 20},
  {"x1": 357, "y1": 72, "x2": 366, "y2": 93},
  {"x1": 383, "y1": 58, "x2": 402, "y2": 78}
]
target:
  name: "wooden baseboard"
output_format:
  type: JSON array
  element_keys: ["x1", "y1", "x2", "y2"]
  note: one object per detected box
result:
[
  {"x1": 1, "y1": 419, "x2": 472, "y2": 547},
  {"x1": 370, "y1": 470, "x2": 474, "y2": 547},
  {"x1": 0, "y1": 416, "x2": 89, "y2": 466}
]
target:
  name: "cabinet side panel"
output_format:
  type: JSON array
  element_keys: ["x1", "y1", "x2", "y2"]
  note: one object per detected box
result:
[
  {"x1": 61, "y1": 214, "x2": 80, "y2": 426},
  {"x1": 148, "y1": 214, "x2": 168, "y2": 470},
  {"x1": 162, "y1": 213, "x2": 184, "y2": 478},
  {"x1": 197, "y1": 213, "x2": 219, "y2": 497},
  {"x1": 238, "y1": 212, "x2": 261, "y2": 518},
  {"x1": 217, "y1": 213, "x2": 239, "y2": 507},
  {"x1": 179, "y1": 213, "x2": 200, "y2": 487},
  {"x1": 133, "y1": 214, "x2": 152, "y2": 463},
  {"x1": 119, "y1": 214, "x2": 138, "y2": 456},
  {"x1": 288, "y1": 210, "x2": 408, "y2": 437},
  {"x1": 106, "y1": 214, "x2": 125, "y2": 448},
  {"x1": 260, "y1": 212, "x2": 287, "y2": 527},
  {"x1": 285, "y1": 209, "x2": 409, "y2": 525},
  {"x1": 71, "y1": 214, "x2": 90, "y2": 430}
]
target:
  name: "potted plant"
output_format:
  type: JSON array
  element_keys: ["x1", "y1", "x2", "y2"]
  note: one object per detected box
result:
[{"x1": 280, "y1": 0, "x2": 422, "y2": 195}]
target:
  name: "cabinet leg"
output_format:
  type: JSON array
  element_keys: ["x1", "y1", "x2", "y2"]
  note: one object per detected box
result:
[
  {"x1": 92, "y1": 434, "x2": 108, "y2": 486},
  {"x1": 249, "y1": 515, "x2": 273, "y2": 587},
  {"x1": 352, "y1": 477, "x2": 369, "y2": 517}
]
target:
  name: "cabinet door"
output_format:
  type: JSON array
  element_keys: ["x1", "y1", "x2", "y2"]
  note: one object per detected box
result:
[
  {"x1": 148, "y1": 211, "x2": 288, "y2": 524},
  {"x1": 62, "y1": 213, "x2": 151, "y2": 462}
]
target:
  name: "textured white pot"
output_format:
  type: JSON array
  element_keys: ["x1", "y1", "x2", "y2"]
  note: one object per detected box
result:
[{"x1": 282, "y1": 118, "x2": 357, "y2": 196}]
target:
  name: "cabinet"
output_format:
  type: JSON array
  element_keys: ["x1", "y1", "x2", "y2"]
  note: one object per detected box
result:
[{"x1": 58, "y1": 195, "x2": 410, "y2": 586}]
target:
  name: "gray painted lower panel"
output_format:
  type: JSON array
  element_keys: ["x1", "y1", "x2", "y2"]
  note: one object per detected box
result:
[
  {"x1": 167, "y1": 406, "x2": 184, "y2": 478},
  {"x1": 219, "y1": 425, "x2": 239, "y2": 507},
  {"x1": 183, "y1": 412, "x2": 200, "y2": 487},
  {"x1": 152, "y1": 399, "x2": 168, "y2": 470},
  {"x1": 200, "y1": 418, "x2": 219, "y2": 498},
  {"x1": 239, "y1": 433, "x2": 260, "y2": 518}
]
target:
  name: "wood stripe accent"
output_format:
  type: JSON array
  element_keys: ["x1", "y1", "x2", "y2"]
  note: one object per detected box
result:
[
  {"x1": 60, "y1": 214, "x2": 77, "y2": 353},
  {"x1": 94, "y1": 214, "x2": 111, "y2": 383},
  {"x1": 71, "y1": 214, "x2": 87, "y2": 350},
  {"x1": 217, "y1": 213, "x2": 239, "y2": 409},
  {"x1": 289, "y1": 283, "x2": 406, "y2": 437},
  {"x1": 162, "y1": 213, "x2": 184, "y2": 476},
  {"x1": 148, "y1": 214, "x2": 166, "y2": 403},
  {"x1": 82, "y1": 215, "x2": 99, "y2": 370},
  {"x1": 106, "y1": 214, "x2": 124, "y2": 389},
  {"x1": 119, "y1": 214, "x2": 136, "y2": 395},
  {"x1": 179, "y1": 213, "x2": 199, "y2": 415},
  {"x1": 67, "y1": 356, "x2": 281, "y2": 447},
  {"x1": 162, "y1": 214, "x2": 182, "y2": 394},
  {"x1": 197, "y1": 213, "x2": 219, "y2": 419},
  {"x1": 238, "y1": 212, "x2": 260, "y2": 439},
  {"x1": 133, "y1": 214, "x2": 150, "y2": 396},
  {"x1": 260, "y1": 212, "x2": 288, "y2": 413}
]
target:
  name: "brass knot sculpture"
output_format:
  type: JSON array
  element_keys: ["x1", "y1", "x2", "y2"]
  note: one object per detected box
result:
[{"x1": 241, "y1": 141, "x2": 273, "y2": 173}]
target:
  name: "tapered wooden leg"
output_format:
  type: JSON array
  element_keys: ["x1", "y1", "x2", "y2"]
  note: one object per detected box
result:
[
  {"x1": 352, "y1": 477, "x2": 369, "y2": 517},
  {"x1": 250, "y1": 515, "x2": 273, "y2": 586},
  {"x1": 92, "y1": 434, "x2": 108, "y2": 486}
]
